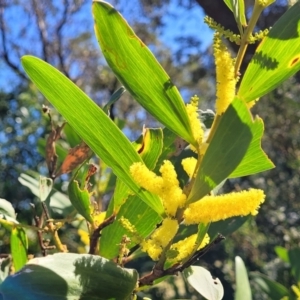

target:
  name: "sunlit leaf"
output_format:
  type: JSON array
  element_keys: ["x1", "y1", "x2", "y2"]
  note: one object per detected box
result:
[
  {"x1": 10, "y1": 227, "x2": 28, "y2": 272},
  {"x1": 21, "y1": 56, "x2": 164, "y2": 216},
  {"x1": 235, "y1": 256, "x2": 252, "y2": 300},
  {"x1": 274, "y1": 246, "x2": 289, "y2": 263},
  {"x1": 238, "y1": 2, "x2": 300, "y2": 102},
  {"x1": 92, "y1": 1, "x2": 195, "y2": 146},
  {"x1": 183, "y1": 266, "x2": 224, "y2": 300}
]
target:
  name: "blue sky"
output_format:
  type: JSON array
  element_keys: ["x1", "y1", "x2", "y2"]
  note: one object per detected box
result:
[{"x1": 0, "y1": 1, "x2": 213, "y2": 93}]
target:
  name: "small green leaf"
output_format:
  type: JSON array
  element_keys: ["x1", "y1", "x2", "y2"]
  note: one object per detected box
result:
[
  {"x1": 183, "y1": 266, "x2": 224, "y2": 300},
  {"x1": 274, "y1": 246, "x2": 289, "y2": 263},
  {"x1": 68, "y1": 180, "x2": 94, "y2": 224},
  {"x1": 21, "y1": 56, "x2": 164, "y2": 216},
  {"x1": 0, "y1": 199, "x2": 15, "y2": 219},
  {"x1": 103, "y1": 86, "x2": 126, "y2": 115},
  {"x1": 235, "y1": 256, "x2": 252, "y2": 300},
  {"x1": 100, "y1": 195, "x2": 161, "y2": 259},
  {"x1": 0, "y1": 253, "x2": 138, "y2": 300},
  {"x1": 11, "y1": 227, "x2": 28, "y2": 272},
  {"x1": 188, "y1": 98, "x2": 252, "y2": 203},
  {"x1": 224, "y1": 0, "x2": 247, "y2": 30},
  {"x1": 92, "y1": 1, "x2": 195, "y2": 146},
  {"x1": 251, "y1": 272, "x2": 290, "y2": 300},
  {"x1": 229, "y1": 116, "x2": 274, "y2": 178},
  {"x1": 238, "y1": 2, "x2": 300, "y2": 102}
]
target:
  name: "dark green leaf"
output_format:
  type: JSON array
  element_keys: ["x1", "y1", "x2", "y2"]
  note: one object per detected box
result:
[
  {"x1": 235, "y1": 256, "x2": 252, "y2": 300},
  {"x1": 208, "y1": 216, "x2": 250, "y2": 240},
  {"x1": 92, "y1": 1, "x2": 195, "y2": 146},
  {"x1": 10, "y1": 227, "x2": 28, "y2": 272},
  {"x1": 0, "y1": 253, "x2": 138, "y2": 300},
  {"x1": 289, "y1": 248, "x2": 300, "y2": 282},
  {"x1": 250, "y1": 272, "x2": 290, "y2": 300},
  {"x1": 238, "y1": 2, "x2": 300, "y2": 102},
  {"x1": 21, "y1": 56, "x2": 164, "y2": 215},
  {"x1": 188, "y1": 98, "x2": 252, "y2": 203}
]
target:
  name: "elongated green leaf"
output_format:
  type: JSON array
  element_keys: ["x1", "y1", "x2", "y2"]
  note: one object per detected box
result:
[
  {"x1": 21, "y1": 56, "x2": 164, "y2": 216},
  {"x1": 235, "y1": 256, "x2": 252, "y2": 300},
  {"x1": 250, "y1": 272, "x2": 290, "y2": 300},
  {"x1": 100, "y1": 195, "x2": 161, "y2": 259},
  {"x1": 229, "y1": 115, "x2": 274, "y2": 178},
  {"x1": 0, "y1": 253, "x2": 138, "y2": 300},
  {"x1": 224, "y1": 0, "x2": 246, "y2": 29},
  {"x1": 188, "y1": 98, "x2": 252, "y2": 203},
  {"x1": 238, "y1": 2, "x2": 300, "y2": 102},
  {"x1": 10, "y1": 228, "x2": 28, "y2": 272},
  {"x1": 183, "y1": 266, "x2": 224, "y2": 300},
  {"x1": 92, "y1": 1, "x2": 195, "y2": 146}
]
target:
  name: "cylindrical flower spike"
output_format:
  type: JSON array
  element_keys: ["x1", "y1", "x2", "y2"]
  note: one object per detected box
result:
[
  {"x1": 214, "y1": 32, "x2": 236, "y2": 115},
  {"x1": 168, "y1": 233, "x2": 210, "y2": 263},
  {"x1": 141, "y1": 218, "x2": 179, "y2": 261},
  {"x1": 184, "y1": 189, "x2": 265, "y2": 225}
]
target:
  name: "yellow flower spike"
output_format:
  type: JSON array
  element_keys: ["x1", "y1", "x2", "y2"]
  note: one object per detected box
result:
[
  {"x1": 292, "y1": 284, "x2": 300, "y2": 299},
  {"x1": 214, "y1": 32, "x2": 236, "y2": 115},
  {"x1": 182, "y1": 157, "x2": 197, "y2": 178},
  {"x1": 130, "y1": 162, "x2": 163, "y2": 195},
  {"x1": 184, "y1": 189, "x2": 266, "y2": 225},
  {"x1": 169, "y1": 233, "x2": 210, "y2": 263},
  {"x1": 186, "y1": 95, "x2": 203, "y2": 150},
  {"x1": 141, "y1": 218, "x2": 179, "y2": 261},
  {"x1": 159, "y1": 161, "x2": 187, "y2": 216},
  {"x1": 151, "y1": 218, "x2": 179, "y2": 247}
]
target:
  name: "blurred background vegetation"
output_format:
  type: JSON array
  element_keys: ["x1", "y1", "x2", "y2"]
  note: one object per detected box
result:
[{"x1": 1, "y1": 0, "x2": 300, "y2": 299}]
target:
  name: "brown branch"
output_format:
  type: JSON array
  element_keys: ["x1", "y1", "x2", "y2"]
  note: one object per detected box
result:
[
  {"x1": 89, "y1": 214, "x2": 116, "y2": 255},
  {"x1": 138, "y1": 234, "x2": 225, "y2": 287}
]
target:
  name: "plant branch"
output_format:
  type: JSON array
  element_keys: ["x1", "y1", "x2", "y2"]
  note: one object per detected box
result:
[{"x1": 138, "y1": 234, "x2": 225, "y2": 287}]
